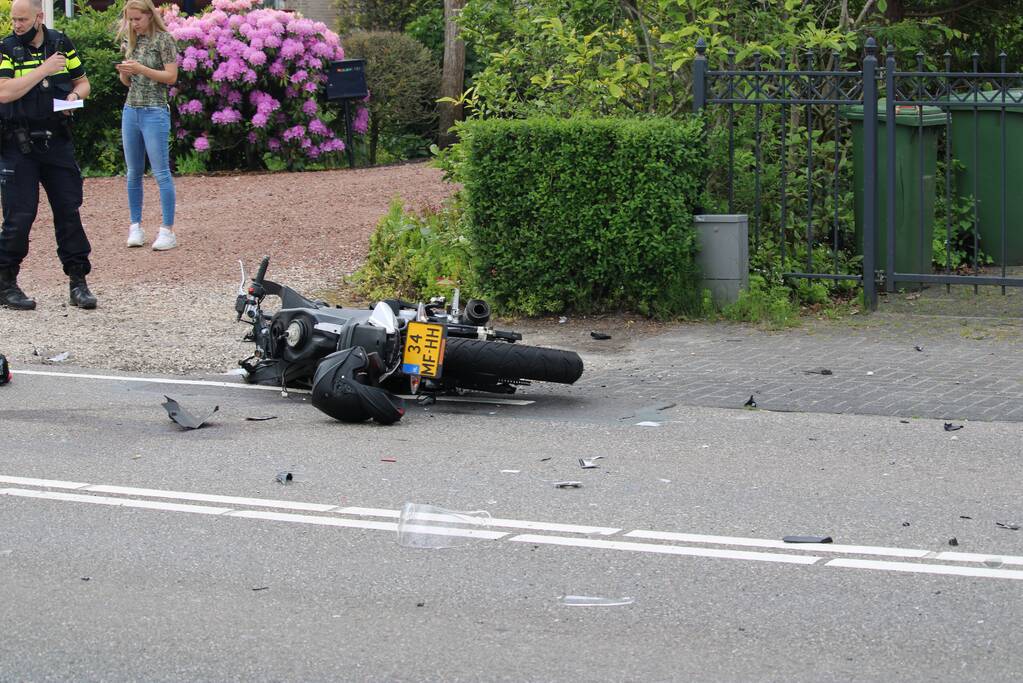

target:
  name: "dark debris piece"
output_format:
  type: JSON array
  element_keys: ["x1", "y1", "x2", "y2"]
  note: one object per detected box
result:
[
  {"x1": 252, "y1": 586, "x2": 269, "y2": 591},
  {"x1": 744, "y1": 395, "x2": 757, "y2": 408},
  {"x1": 996, "y1": 522, "x2": 1021, "y2": 531},
  {"x1": 245, "y1": 415, "x2": 278, "y2": 422},
  {"x1": 162, "y1": 396, "x2": 219, "y2": 430},
  {"x1": 960, "y1": 515, "x2": 973, "y2": 520},
  {"x1": 804, "y1": 368, "x2": 834, "y2": 376},
  {"x1": 554, "y1": 481, "x2": 583, "y2": 489},
  {"x1": 0, "y1": 354, "x2": 10, "y2": 386},
  {"x1": 902, "y1": 522, "x2": 911, "y2": 527},
  {"x1": 275, "y1": 471, "x2": 293, "y2": 484},
  {"x1": 914, "y1": 345, "x2": 924, "y2": 352},
  {"x1": 782, "y1": 535, "x2": 833, "y2": 544},
  {"x1": 948, "y1": 537, "x2": 959, "y2": 547},
  {"x1": 590, "y1": 331, "x2": 612, "y2": 340},
  {"x1": 944, "y1": 422, "x2": 964, "y2": 432}
]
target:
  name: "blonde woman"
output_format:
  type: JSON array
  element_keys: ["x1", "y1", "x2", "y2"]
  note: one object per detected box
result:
[{"x1": 115, "y1": 0, "x2": 178, "y2": 250}]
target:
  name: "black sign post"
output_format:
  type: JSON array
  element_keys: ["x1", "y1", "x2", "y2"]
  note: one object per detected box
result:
[{"x1": 325, "y1": 59, "x2": 368, "y2": 169}]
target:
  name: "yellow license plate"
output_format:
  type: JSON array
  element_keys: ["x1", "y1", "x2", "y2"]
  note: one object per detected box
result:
[{"x1": 402, "y1": 321, "x2": 446, "y2": 378}]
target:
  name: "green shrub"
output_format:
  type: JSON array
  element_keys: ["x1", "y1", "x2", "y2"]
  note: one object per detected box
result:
[
  {"x1": 341, "y1": 31, "x2": 440, "y2": 164},
  {"x1": 459, "y1": 116, "x2": 706, "y2": 318},
  {"x1": 0, "y1": 0, "x2": 11, "y2": 36},
  {"x1": 354, "y1": 196, "x2": 478, "y2": 302},
  {"x1": 723, "y1": 275, "x2": 799, "y2": 328},
  {"x1": 57, "y1": 3, "x2": 125, "y2": 176}
]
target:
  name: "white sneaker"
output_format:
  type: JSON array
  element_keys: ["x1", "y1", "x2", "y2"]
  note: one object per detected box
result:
[
  {"x1": 126, "y1": 223, "x2": 145, "y2": 247},
  {"x1": 152, "y1": 227, "x2": 177, "y2": 251}
]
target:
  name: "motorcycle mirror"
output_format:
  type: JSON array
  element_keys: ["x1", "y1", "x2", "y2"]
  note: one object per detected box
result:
[
  {"x1": 368, "y1": 301, "x2": 398, "y2": 334},
  {"x1": 237, "y1": 260, "x2": 247, "y2": 296}
]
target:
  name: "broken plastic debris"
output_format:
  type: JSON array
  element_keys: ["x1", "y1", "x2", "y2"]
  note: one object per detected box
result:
[
  {"x1": 635, "y1": 421, "x2": 661, "y2": 427},
  {"x1": 561, "y1": 595, "x2": 634, "y2": 607},
  {"x1": 0, "y1": 354, "x2": 10, "y2": 386},
  {"x1": 381, "y1": 457, "x2": 397, "y2": 463},
  {"x1": 960, "y1": 515, "x2": 973, "y2": 520},
  {"x1": 948, "y1": 537, "x2": 959, "y2": 546},
  {"x1": 554, "y1": 481, "x2": 583, "y2": 489},
  {"x1": 996, "y1": 522, "x2": 1021, "y2": 531},
  {"x1": 590, "y1": 331, "x2": 612, "y2": 340},
  {"x1": 804, "y1": 368, "x2": 833, "y2": 376},
  {"x1": 866, "y1": 371, "x2": 874, "y2": 376},
  {"x1": 558, "y1": 316, "x2": 568, "y2": 324},
  {"x1": 914, "y1": 345, "x2": 924, "y2": 352},
  {"x1": 246, "y1": 415, "x2": 278, "y2": 422},
  {"x1": 743, "y1": 395, "x2": 757, "y2": 408},
  {"x1": 251, "y1": 586, "x2": 269, "y2": 591},
  {"x1": 275, "y1": 471, "x2": 293, "y2": 484},
  {"x1": 783, "y1": 535, "x2": 833, "y2": 544},
  {"x1": 46, "y1": 351, "x2": 70, "y2": 363},
  {"x1": 161, "y1": 396, "x2": 219, "y2": 430},
  {"x1": 500, "y1": 469, "x2": 521, "y2": 474},
  {"x1": 944, "y1": 422, "x2": 963, "y2": 432},
  {"x1": 396, "y1": 502, "x2": 492, "y2": 549},
  {"x1": 579, "y1": 459, "x2": 599, "y2": 469}
]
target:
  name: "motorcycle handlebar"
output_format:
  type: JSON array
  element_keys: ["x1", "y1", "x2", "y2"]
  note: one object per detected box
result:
[{"x1": 253, "y1": 256, "x2": 270, "y2": 286}]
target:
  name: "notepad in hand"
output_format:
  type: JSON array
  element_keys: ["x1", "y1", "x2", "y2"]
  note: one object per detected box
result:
[{"x1": 53, "y1": 98, "x2": 85, "y2": 112}]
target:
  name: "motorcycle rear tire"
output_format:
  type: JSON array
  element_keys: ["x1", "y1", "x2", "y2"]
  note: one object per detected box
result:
[{"x1": 442, "y1": 338, "x2": 583, "y2": 385}]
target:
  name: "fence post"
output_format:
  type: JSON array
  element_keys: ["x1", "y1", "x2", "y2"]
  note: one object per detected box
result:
[
  {"x1": 862, "y1": 38, "x2": 879, "y2": 311},
  {"x1": 693, "y1": 38, "x2": 708, "y2": 111},
  {"x1": 885, "y1": 46, "x2": 897, "y2": 292}
]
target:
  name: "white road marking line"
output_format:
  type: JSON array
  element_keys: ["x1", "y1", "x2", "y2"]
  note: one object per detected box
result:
[
  {"x1": 627, "y1": 530, "x2": 930, "y2": 559},
  {"x1": 934, "y1": 551, "x2": 1023, "y2": 566},
  {"x1": 0, "y1": 475, "x2": 89, "y2": 490},
  {"x1": 335, "y1": 506, "x2": 621, "y2": 536},
  {"x1": 85, "y1": 485, "x2": 338, "y2": 513},
  {"x1": 510, "y1": 534, "x2": 822, "y2": 565},
  {"x1": 0, "y1": 488, "x2": 231, "y2": 515},
  {"x1": 6, "y1": 481, "x2": 1023, "y2": 582},
  {"x1": 14, "y1": 369, "x2": 535, "y2": 405},
  {"x1": 228, "y1": 510, "x2": 508, "y2": 539},
  {"x1": 15, "y1": 369, "x2": 298, "y2": 392},
  {"x1": 7, "y1": 474, "x2": 1023, "y2": 582},
  {"x1": 827, "y1": 558, "x2": 1023, "y2": 581}
]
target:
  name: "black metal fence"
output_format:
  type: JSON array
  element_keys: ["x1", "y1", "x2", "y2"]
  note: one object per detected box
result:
[{"x1": 693, "y1": 38, "x2": 1023, "y2": 311}]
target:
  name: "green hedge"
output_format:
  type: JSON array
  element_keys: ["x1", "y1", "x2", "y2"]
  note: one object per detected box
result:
[
  {"x1": 460, "y1": 116, "x2": 707, "y2": 317},
  {"x1": 57, "y1": 3, "x2": 126, "y2": 176}
]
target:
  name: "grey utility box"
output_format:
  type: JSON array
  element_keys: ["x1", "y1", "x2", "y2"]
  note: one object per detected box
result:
[{"x1": 694, "y1": 214, "x2": 749, "y2": 306}]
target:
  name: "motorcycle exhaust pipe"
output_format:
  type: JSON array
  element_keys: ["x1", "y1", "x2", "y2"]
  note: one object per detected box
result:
[{"x1": 461, "y1": 299, "x2": 491, "y2": 326}]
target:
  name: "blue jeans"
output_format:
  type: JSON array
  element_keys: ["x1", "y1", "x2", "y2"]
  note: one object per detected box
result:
[{"x1": 122, "y1": 105, "x2": 175, "y2": 227}]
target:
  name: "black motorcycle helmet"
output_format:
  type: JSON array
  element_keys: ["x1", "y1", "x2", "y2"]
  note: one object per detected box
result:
[{"x1": 311, "y1": 347, "x2": 405, "y2": 425}]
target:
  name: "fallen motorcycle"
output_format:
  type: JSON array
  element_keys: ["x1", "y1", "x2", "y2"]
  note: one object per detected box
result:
[{"x1": 234, "y1": 257, "x2": 584, "y2": 424}]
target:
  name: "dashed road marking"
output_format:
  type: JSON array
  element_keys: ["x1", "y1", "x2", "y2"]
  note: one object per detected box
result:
[{"x1": 4, "y1": 474, "x2": 1023, "y2": 582}]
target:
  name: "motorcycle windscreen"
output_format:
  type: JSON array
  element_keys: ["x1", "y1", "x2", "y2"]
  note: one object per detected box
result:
[{"x1": 311, "y1": 347, "x2": 405, "y2": 425}]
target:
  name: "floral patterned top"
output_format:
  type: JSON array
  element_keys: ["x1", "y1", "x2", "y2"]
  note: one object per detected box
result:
[{"x1": 125, "y1": 31, "x2": 177, "y2": 108}]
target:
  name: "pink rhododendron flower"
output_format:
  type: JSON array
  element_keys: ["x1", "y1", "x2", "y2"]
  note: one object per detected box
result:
[{"x1": 165, "y1": 0, "x2": 365, "y2": 167}]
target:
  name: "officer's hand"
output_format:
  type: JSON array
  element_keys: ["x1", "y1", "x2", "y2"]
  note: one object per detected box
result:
[{"x1": 41, "y1": 52, "x2": 67, "y2": 76}]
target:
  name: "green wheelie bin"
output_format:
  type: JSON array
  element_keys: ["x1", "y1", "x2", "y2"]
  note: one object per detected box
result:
[
  {"x1": 946, "y1": 89, "x2": 1023, "y2": 266},
  {"x1": 844, "y1": 101, "x2": 946, "y2": 284}
]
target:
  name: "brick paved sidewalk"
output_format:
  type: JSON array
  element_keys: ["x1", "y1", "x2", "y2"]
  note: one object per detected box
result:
[{"x1": 576, "y1": 307, "x2": 1023, "y2": 423}]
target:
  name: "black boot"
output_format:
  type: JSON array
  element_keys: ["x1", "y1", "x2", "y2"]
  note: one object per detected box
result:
[
  {"x1": 0, "y1": 267, "x2": 36, "y2": 310},
  {"x1": 69, "y1": 274, "x2": 97, "y2": 309}
]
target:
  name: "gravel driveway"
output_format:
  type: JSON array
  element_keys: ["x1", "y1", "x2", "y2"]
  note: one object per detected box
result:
[{"x1": 0, "y1": 162, "x2": 456, "y2": 374}]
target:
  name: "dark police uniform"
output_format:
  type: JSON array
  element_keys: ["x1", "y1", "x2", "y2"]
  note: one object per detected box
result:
[{"x1": 0, "y1": 25, "x2": 94, "y2": 309}]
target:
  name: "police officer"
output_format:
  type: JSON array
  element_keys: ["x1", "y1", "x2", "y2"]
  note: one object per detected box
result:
[{"x1": 0, "y1": 0, "x2": 96, "y2": 310}]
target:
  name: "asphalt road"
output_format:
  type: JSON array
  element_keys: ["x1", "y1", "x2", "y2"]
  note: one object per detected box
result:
[{"x1": 2, "y1": 366, "x2": 1022, "y2": 681}]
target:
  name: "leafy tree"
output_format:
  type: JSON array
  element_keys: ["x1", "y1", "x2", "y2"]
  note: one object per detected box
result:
[
  {"x1": 342, "y1": 31, "x2": 441, "y2": 163},
  {"x1": 333, "y1": 0, "x2": 441, "y2": 33}
]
